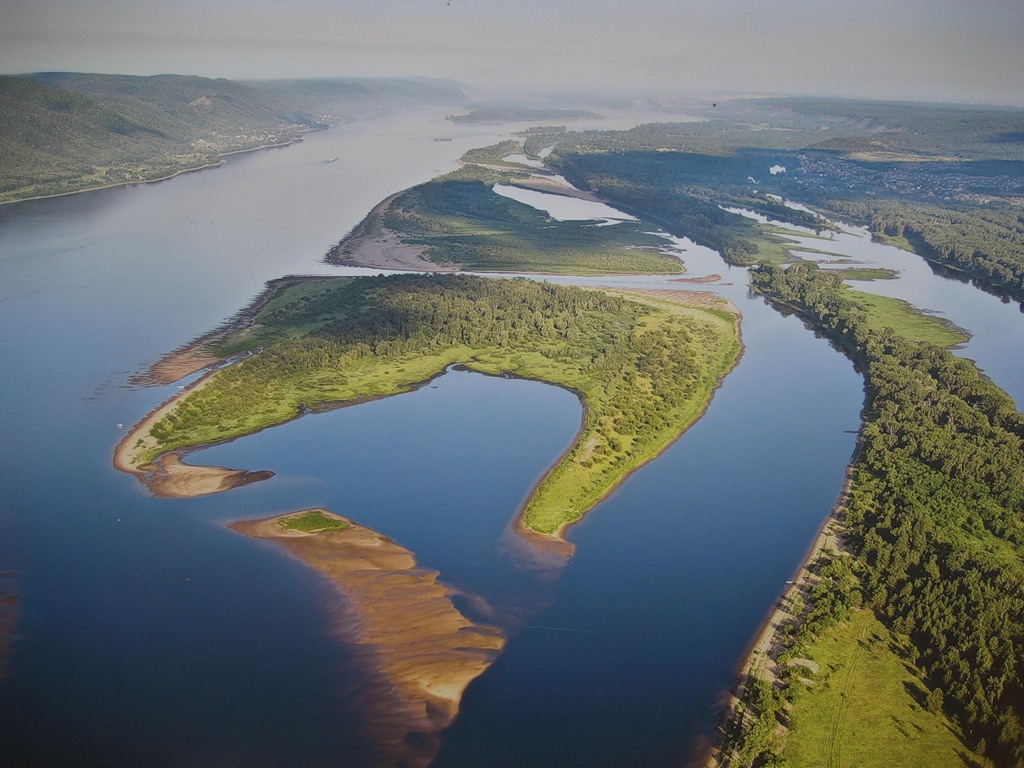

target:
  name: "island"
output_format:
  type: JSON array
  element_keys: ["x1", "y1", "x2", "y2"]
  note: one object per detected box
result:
[
  {"x1": 116, "y1": 274, "x2": 741, "y2": 543},
  {"x1": 327, "y1": 141, "x2": 687, "y2": 275}
]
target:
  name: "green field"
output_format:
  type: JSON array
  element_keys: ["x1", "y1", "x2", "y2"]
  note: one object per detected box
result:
[
  {"x1": 848, "y1": 290, "x2": 969, "y2": 347},
  {"x1": 136, "y1": 274, "x2": 740, "y2": 536},
  {"x1": 784, "y1": 610, "x2": 988, "y2": 768}
]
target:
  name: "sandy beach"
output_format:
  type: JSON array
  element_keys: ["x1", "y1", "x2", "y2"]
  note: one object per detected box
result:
[{"x1": 113, "y1": 365, "x2": 274, "y2": 497}]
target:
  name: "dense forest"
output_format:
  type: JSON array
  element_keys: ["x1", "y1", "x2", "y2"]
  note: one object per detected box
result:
[
  {"x1": 143, "y1": 274, "x2": 739, "y2": 535},
  {"x1": 817, "y1": 197, "x2": 1024, "y2": 301},
  {"x1": 550, "y1": 149, "x2": 826, "y2": 265},
  {"x1": 738, "y1": 263, "x2": 1024, "y2": 766}
]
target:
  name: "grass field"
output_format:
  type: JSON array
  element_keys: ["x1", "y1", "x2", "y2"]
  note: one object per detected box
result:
[
  {"x1": 848, "y1": 290, "x2": 969, "y2": 347},
  {"x1": 784, "y1": 609, "x2": 989, "y2": 768}
]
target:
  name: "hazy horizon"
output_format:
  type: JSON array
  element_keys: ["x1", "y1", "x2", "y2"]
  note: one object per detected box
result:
[{"x1": 2, "y1": 0, "x2": 1022, "y2": 108}]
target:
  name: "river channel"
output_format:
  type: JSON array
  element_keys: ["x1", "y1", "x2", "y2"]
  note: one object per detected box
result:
[{"x1": 0, "y1": 107, "x2": 1019, "y2": 767}]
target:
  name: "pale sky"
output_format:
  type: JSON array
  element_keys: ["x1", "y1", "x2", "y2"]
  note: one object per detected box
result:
[{"x1": 2, "y1": 0, "x2": 1022, "y2": 106}]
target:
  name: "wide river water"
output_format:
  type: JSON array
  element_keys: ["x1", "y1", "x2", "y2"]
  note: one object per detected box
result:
[{"x1": 0, "y1": 108, "x2": 1020, "y2": 767}]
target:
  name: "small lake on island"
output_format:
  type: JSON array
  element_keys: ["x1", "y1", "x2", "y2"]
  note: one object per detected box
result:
[{"x1": 0, "y1": 109, "x2": 1020, "y2": 767}]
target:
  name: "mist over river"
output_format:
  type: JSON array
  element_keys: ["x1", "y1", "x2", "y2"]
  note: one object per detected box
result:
[{"x1": 0, "y1": 107, "x2": 1019, "y2": 767}]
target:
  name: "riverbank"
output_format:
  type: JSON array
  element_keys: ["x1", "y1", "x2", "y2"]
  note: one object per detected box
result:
[
  {"x1": 231, "y1": 509, "x2": 505, "y2": 766},
  {"x1": 113, "y1": 367, "x2": 276, "y2": 498},
  {"x1": 703, "y1": 465, "x2": 854, "y2": 768},
  {"x1": 0, "y1": 137, "x2": 303, "y2": 207}
]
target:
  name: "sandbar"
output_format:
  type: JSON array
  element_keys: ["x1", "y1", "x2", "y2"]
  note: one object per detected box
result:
[
  {"x1": 114, "y1": 368, "x2": 274, "y2": 498},
  {"x1": 231, "y1": 510, "x2": 505, "y2": 763}
]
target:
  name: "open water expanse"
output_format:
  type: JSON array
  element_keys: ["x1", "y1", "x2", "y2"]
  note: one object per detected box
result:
[{"x1": 0, "y1": 107, "x2": 1021, "y2": 767}]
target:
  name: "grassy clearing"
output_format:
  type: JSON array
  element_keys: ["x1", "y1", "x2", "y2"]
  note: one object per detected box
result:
[
  {"x1": 784, "y1": 609, "x2": 989, "y2": 768},
  {"x1": 279, "y1": 508, "x2": 350, "y2": 533},
  {"x1": 518, "y1": 293, "x2": 740, "y2": 534},
  {"x1": 387, "y1": 178, "x2": 683, "y2": 274},
  {"x1": 837, "y1": 267, "x2": 900, "y2": 281},
  {"x1": 848, "y1": 290, "x2": 969, "y2": 347}
]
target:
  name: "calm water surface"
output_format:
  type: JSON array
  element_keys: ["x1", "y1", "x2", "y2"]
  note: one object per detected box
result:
[{"x1": 0, "y1": 110, "x2": 1019, "y2": 767}]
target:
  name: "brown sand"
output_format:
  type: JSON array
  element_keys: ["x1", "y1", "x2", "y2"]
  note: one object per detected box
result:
[
  {"x1": 231, "y1": 510, "x2": 505, "y2": 765},
  {"x1": 332, "y1": 228, "x2": 458, "y2": 272},
  {"x1": 503, "y1": 175, "x2": 605, "y2": 202},
  {"x1": 132, "y1": 453, "x2": 273, "y2": 498},
  {"x1": 114, "y1": 370, "x2": 274, "y2": 498},
  {"x1": 601, "y1": 287, "x2": 741, "y2": 316}
]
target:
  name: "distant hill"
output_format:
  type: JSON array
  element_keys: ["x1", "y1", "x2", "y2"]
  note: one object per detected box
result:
[{"x1": 0, "y1": 73, "x2": 467, "y2": 203}]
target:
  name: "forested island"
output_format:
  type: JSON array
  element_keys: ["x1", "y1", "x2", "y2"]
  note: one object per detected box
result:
[
  {"x1": 117, "y1": 274, "x2": 740, "y2": 539},
  {"x1": 328, "y1": 145, "x2": 686, "y2": 275},
  {"x1": 712, "y1": 263, "x2": 1024, "y2": 768}
]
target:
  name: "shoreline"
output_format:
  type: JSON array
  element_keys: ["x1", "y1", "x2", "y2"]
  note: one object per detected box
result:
[
  {"x1": 510, "y1": 288, "x2": 742, "y2": 544},
  {"x1": 0, "y1": 136, "x2": 305, "y2": 208},
  {"x1": 115, "y1": 283, "x2": 740, "y2": 553},
  {"x1": 131, "y1": 275, "x2": 339, "y2": 387},
  {"x1": 701, "y1": 454, "x2": 858, "y2": 768},
  {"x1": 113, "y1": 366, "x2": 277, "y2": 498}
]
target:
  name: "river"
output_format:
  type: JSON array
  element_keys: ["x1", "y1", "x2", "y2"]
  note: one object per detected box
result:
[{"x1": 0, "y1": 107, "x2": 1018, "y2": 767}]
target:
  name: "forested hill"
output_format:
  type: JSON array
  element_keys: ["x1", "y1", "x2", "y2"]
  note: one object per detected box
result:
[{"x1": 0, "y1": 73, "x2": 467, "y2": 203}]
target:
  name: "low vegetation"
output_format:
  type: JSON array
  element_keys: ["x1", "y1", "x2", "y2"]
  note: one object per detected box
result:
[
  {"x1": 331, "y1": 147, "x2": 687, "y2": 275},
  {"x1": 784, "y1": 609, "x2": 991, "y2": 768},
  {"x1": 847, "y1": 290, "x2": 969, "y2": 347},
  {"x1": 143, "y1": 274, "x2": 740, "y2": 536},
  {"x1": 279, "y1": 509, "x2": 350, "y2": 533}
]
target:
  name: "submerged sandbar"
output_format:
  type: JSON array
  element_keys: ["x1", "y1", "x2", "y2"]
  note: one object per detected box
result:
[{"x1": 230, "y1": 509, "x2": 505, "y2": 737}]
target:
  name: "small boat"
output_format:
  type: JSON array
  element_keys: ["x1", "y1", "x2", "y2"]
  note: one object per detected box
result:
[
  {"x1": 327, "y1": 156, "x2": 339, "y2": 163},
  {"x1": 434, "y1": 137, "x2": 453, "y2": 142}
]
